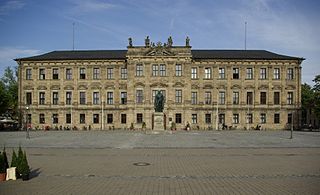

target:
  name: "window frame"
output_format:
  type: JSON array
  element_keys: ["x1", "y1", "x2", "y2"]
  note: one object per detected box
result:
[
  {"x1": 204, "y1": 67, "x2": 211, "y2": 79},
  {"x1": 66, "y1": 68, "x2": 72, "y2": 80},
  {"x1": 191, "y1": 67, "x2": 197, "y2": 79},
  {"x1": 26, "y1": 68, "x2": 32, "y2": 80},
  {"x1": 52, "y1": 68, "x2": 59, "y2": 80},
  {"x1": 175, "y1": 64, "x2": 182, "y2": 77}
]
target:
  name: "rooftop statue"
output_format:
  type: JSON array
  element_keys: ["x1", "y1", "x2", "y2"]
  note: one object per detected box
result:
[
  {"x1": 145, "y1": 36, "x2": 150, "y2": 47},
  {"x1": 154, "y1": 91, "x2": 165, "y2": 112},
  {"x1": 186, "y1": 36, "x2": 190, "y2": 47},
  {"x1": 168, "y1": 36, "x2": 173, "y2": 47},
  {"x1": 128, "y1": 37, "x2": 133, "y2": 47}
]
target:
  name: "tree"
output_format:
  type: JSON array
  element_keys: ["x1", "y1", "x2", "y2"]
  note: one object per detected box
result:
[
  {"x1": 0, "y1": 66, "x2": 18, "y2": 117},
  {"x1": 313, "y1": 75, "x2": 320, "y2": 118}
]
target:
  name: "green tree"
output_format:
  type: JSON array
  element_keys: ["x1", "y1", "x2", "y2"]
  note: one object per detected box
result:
[
  {"x1": 313, "y1": 75, "x2": 320, "y2": 118},
  {"x1": 0, "y1": 66, "x2": 18, "y2": 116}
]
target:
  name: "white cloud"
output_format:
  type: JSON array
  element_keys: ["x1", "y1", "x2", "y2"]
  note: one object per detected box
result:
[
  {"x1": 0, "y1": 0, "x2": 25, "y2": 15},
  {"x1": 69, "y1": 0, "x2": 116, "y2": 13}
]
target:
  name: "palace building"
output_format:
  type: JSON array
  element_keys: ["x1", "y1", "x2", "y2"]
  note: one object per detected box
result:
[{"x1": 16, "y1": 37, "x2": 304, "y2": 130}]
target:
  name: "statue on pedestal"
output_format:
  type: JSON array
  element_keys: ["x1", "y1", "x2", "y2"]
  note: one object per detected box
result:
[
  {"x1": 167, "y1": 36, "x2": 173, "y2": 47},
  {"x1": 186, "y1": 36, "x2": 190, "y2": 47},
  {"x1": 128, "y1": 37, "x2": 133, "y2": 47},
  {"x1": 154, "y1": 91, "x2": 165, "y2": 112},
  {"x1": 145, "y1": 36, "x2": 150, "y2": 47}
]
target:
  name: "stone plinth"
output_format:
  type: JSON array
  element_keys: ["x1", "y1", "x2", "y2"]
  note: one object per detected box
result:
[{"x1": 153, "y1": 112, "x2": 164, "y2": 131}]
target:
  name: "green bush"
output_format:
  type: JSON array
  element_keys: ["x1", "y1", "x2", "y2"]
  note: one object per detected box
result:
[
  {"x1": 20, "y1": 151, "x2": 30, "y2": 177},
  {"x1": 11, "y1": 150, "x2": 17, "y2": 168},
  {"x1": 2, "y1": 147, "x2": 9, "y2": 170},
  {"x1": 0, "y1": 153, "x2": 6, "y2": 173}
]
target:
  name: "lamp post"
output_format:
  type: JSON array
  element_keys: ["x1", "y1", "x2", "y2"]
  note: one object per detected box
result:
[{"x1": 25, "y1": 106, "x2": 30, "y2": 139}]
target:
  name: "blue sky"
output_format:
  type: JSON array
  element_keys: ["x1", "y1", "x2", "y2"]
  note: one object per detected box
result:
[{"x1": 0, "y1": 0, "x2": 319, "y2": 84}]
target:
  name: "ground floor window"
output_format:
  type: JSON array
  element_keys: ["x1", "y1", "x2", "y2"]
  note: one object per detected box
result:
[
  {"x1": 219, "y1": 113, "x2": 225, "y2": 124},
  {"x1": 121, "y1": 114, "x2": 126, "y2": 124},
  {"x1": 192, "y1": 114, "x2": 197, "y2": 124},
  {"x1": 52, "y1": 114, "x2": 58, "y2": 124},
  {"x1": 247, "y1": 113, "x2": 253, "y2": 124},
  {"x1": 175, "y1": 113, "x2": 182, "y2": 124},
  {"x1": 66, "y1": 114, "x2": 71, "y2": 124},
  {"x1": 39, "y1": 114, "x2": 45, "y2": 124},
  {"x1": 107, "y1": 114, "x2": 113, "y2": 124},
  {"x1": 233, "y1": 114, "x2": 239, "y2": 124},
  {"x1": 274, "y1": 113, "x2": 280, "y2": 124},
  {"x1": 205, "y1": 114, "x2": 211, "y2": 124},
  {"x1": 80, "y1": 114, "x2": 85, "y2": 124},
  {"x1": 137, "y1": 113, "x2": 143, "y2": 123},
  {"x1": 93, "y1": 114, "x2": 99, "y2": 124},
  {"x1": 260, "y1": 113, "x2": 266, "y2": 124},
  {"x1": 287, "y1": 113, "x2": 292, "y2": 124}
]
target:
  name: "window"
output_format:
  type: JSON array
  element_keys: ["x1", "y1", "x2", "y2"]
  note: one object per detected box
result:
[
  {"x1": 80, "y1": 68, "x2": 86, "y2": 79},
  {"x1": 52, "y1": 92, "x2": 59, "y2": 105},
  {"x1": 93, "y1": 92, "x2": 100, "y2": 105},
  {"x1": 233, "y1": 92, "x2": 239, "y2": 105},
  {"x1": 66, "y1": 68, "x2": 72, "y2": 80},
  {"x1": 66, "y1": 114, "x2": 71, "y2": 124},
  {"x1": 288, "y1": 113, "x2": 292, "y2": 124},
  {"x1": 247, "y1": 113, "x2": 253, "y2": 124},
  {"x1": 218, "y1": 68, "x2": 225, "y2": 79},
  {"x1": 191, "y1": 92, "x2": 197, "y2": 104},
  {"x1": 191, "y1": 67, "x2": 197, "y2": 79},
  {"x1": 175, "y1": 90, "x2": 182, "y2": 103},
  {"x1": 121, "y1": 68, "x2": 127, "y2": 79},
  {"x1": 39, "y1": 92, "x2": 45, "y2": 105},
  {"x1": 152, "y1": 65, "x2": 158, "y2": 76},
  {"x1": 80, "y1": 114, "x2": 86, "y2": 124},
  {"x1": 274, "y1": 113, "x2": 280, "y2": 124},
  {"x1": 287, "y1": 68, "x2": 294, "y2": 80},
  {"x1": 260, "y1": 92, "x2": 266, "y2": 105},
  {"x1": 93, "y1": 114, "x2": 99, "y2": 124},
  {"x1": 260, "y1": 68, "x2": 267, "y2": 79},
  {"x1": 66, "y1": 92, "x2": 72, "y2": 105},
  {"x1": 137, "y1": 113, "x2": 143, "y2": 123},
  {"x1": 205, "y1": 91, "x2": 211, "y2": 104},
  {"x1": 39, "y1": 114, "x2": 45, "y2": 124},
  {"x1": 175, "y1": 64, "x2": 182, "y2": 76},
  {"x1": 287, "y1": 92, "x2": 293, "y2": 105},
  {"x1": 107, "y1": 92, "x2": 113, "y2": 105},
  {"x1": 39, "y1": 69, "x2": 45, "y2": 80},
  {"x1": 121, "y1": 114, "x2": 126, "y2": 124},
  {"x1": 121, "y1": 92, "x2": 127, "y2": 105},
  {"x1": 93, "y1": 68, "x2": 100, "y2": 79},
  {"x1": 219, "y1": 114, "x2": 225, "y2": 124},
  {"x1": 159, "y1": 64, "x2": 166, "y2": 76},
  {"x1": 107, "y1": 114, "x2": 113, "y2": 124},
  {"x1": 27, "y1": 114, "x2": 32, "y2": 124},
  {"x1": 233, "y1": 114, "x2": 239, "y2": 124},
  {"x1": 52, "y1": 68, "x2": 59, "y2": 79},
  {"x1": 247, "y1": 92, "x2": 253, "y2": 105},
  {"x1": 107, "y1": 68, "x2": 113, "y2": 79},
  {"x1": 233, "y1": 68, "x2": 239, "y2": 79},
  {"x1": 26, "y1": 92, "x2": 32, "y2": 105},
  {"x1": 80, "y1": 92, "x2": 86, "y2": 105},
  {"x1": 136, "y1": 90, "x2": 143, "y2": 103},
  {"x1": 192, "y1": 114, "x2": 197, "y2": 124},
  {"x1": 204, "y1": 68, "x2": 211, "y2": 79},
  {"x1": 205, "y1": 114, "x2": 211, "y2": 124},
  {"x1": 52, "y1": 114, "x2": 58, "y2": 124},
  {"x1": 26, "y1": 69, "x2": 32, "y2": 80},
  {"x1": 273, "y1": 68, "x2": 280, "y2": 80},
  {"x1": 260, "y1": 113, "x2": 266, "y2": 124},
  {"x1": 219, "y1": 92, "x2": 225, "y2": 105},
  {"x1": 246, "y1": 68, "x2": 253, "y2": 79},
  {"x1": 274, "y1": 92, "x2": 280, "y2": 105},
  {"x1": 175, "y1": 113, "x2": 182, "y2": 124},
  {"x1": 136, "y1": 64, "x2": 143, "y2": 76}
]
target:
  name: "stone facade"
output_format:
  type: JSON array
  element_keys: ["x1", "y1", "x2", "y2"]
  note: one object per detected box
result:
[{"x1": 16, "y1": 37, "x2": 304, "y2": 130}]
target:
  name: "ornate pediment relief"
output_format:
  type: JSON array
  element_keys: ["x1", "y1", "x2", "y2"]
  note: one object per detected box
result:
[
  {"x1": 285, "y1": 85, "x2": 296, "y2": 90},
  {"x1": 173, "y1": 82, "x2": 185, "y2": 88},
  {"x1": 145, "y1": 44, "x2": 175, "y2": 56},
  {"x1": 23, "y1": 85, "x2": 34, "y2": 90},
  {"x1": 231, "y1": 84, "x2": 241, "y2": 90},
  {"x1": 119, "y1": 84, "x2": 127, "y2": 90},
  {"x1": 203, "y1": 84, "x2": 213, "y2": 89},
  {"x1": 272, "y1": 85, "x2": 282, "y2": 90},
  {"x1": 134, "y1": 82, "x2": 145, "y2": 87},
  {"x1": 217, "y1": 85, "x2": 227, "y2": 89},
  {"x1": 258, "y1": 85, "x2": 269, "y2": 90},
  {"x1": 50, "y1": 85, "x2": 60, "y2": 90},
  {"x1": 37, "y1": 86, "x2": 47, "y2": 90},
  {"x1": 150, "y1": 82, "x2": 168, "y2": 88},
  {"x1": 191, "y1": 84, "x2": 200, "y2": 89},
  {"x1": 78, "y1": 85, "x2": 88, "y2": 90},
  {"x1": 64, "y1": 85, "x2": 74, "y2": 90},
  {"x1": 244, "y1": 85, "x2": 254, "y2": 89}
]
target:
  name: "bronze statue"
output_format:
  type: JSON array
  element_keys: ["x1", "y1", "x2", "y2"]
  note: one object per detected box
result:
[
  {"x1": 186, "y1": 36, "x2": 190, "y2": 47},
  {"x1": 154, "y1": 91, "x2": 165, "y2": 112},
  {"x1": 168, "y1": 36, "x2": 173, "y2": 47},
  {"x1": 128, "y1": 37, "x2": 133, "y2": 47},
  {"x1": 145, "y1": 36, "x2": 150, "y2": 47}
]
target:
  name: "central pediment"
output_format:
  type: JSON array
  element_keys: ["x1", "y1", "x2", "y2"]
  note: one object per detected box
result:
[{"x1": 145, "y1": 45, "x2": 175, "y2": 56}]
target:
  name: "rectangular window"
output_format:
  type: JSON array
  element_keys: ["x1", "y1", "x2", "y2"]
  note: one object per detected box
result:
[
  {"x1": 246, "y1": 68, "x2": 253, "y2": 79},
  {"x1": 80, "y1": 92, "x2": 86, "y2": 105},
  {"x1": 93, "y1": 92, "x2": 100, "y2": 105},
  {"x1": 205, "y1": 91, "x2": 211, "y2": 104},
  {"x1": 52, "y1": 68, "x2": 59, "y2": 80},
  {"x1": 219, "y1": 114, "x2": 225, "y2": 124},
  {"x1": 107, "y1": 114, "x2": 113, "y2": 124},
  {"x1": 121, "y1": 114, "x2": 126, "y2": 124},
  {"x1": 93, "y1": 114, "x2": 99, "y2": 124},
  {"x1": 66, "y1": 114, "x2": 71, "y2": 124},
  {"x1": 204, "y1": 68, "x2": 211, "y2": 79},
  {"x1": 66, "y1": 92, "x2": 72, "y2": 105},
  {"x1": 26, "y1": 92, "x2": 32, "y2": 105},
  {"x1": 175, "y1": 113, "x2": 182, "y2": 124},
  {"x1": 121, "y1": 92, "x2": 127, "y2": 105},
  {"x1": 39, "y1": 92, "x2": 45, "y2": 105},
  {"x1": 66, "y1": 68, "x2": 72, "y2": 80},
  {"x1": 191, "y1": 67, "x2": 197, "y2": 79},
  {"x1": 287, "y1": 92, "x2": 293, "y2": 105},
  {"x1": 274, "y1": 113, "x2": 280, "y2": 124},
  {"x1": 107, "y1": 92, "x2": 113, "y2": 105},
  {"x1": 260, "y1": 92, "x2": 267, "y2": 105},
  {"x1": 107, "y1": 68, "x2": 113, "y2": 79},
  {"x1": 52, "y1": 114, "x2": 58, "y2": 124},
  {"x1": 136, "y1": 90, "x2": 143, "y2": 103},
  {"x1": 247, "y1": 113, "x2": 253, "y2": 124},
  {"x1": 260, "y1": 68, "x2": 267, "y2": 79},
  {"x1": 274, "y1": 92, "x2": 280, "y2": 105},
  {"x1": 273, "y1": 68, "x2": 280, "y2": 80},
  {"x1": 175, "y1": 90, "x2": 182, "y2": 103},
  {"x1": 191, "y1": 92, "x2": 197, "y2": 104},
  {"x1": 219, "y1": 92, "x2": 225, "y2": 105},
  {"x1": 26, "y1": 69, "x2": 32, "y2": 80},
  {"x1": 233, "y1": 68, "x2": 239, "y2": 79},
  {"x1": 121, "y1": 68, "x2": 127, "y2": 79},
  {"x1": 288, "y1": 113, "x2": 292, "y2": 124},
  {"x1": 159, "y1": 64, "x2": 166, "y2": 76},
  {"x1": 205, "y1": 113, "x2": 211, "y2": 124},
  {"x1": 260, "y1": 113, "x2": 266, "y2": 124},
  {"x1": 52, "y1": 92, "x2": 59, "y2": 105},
  {"x1": 247, "y1": 92, "x2": 253, "y2": 105},
  {"x1": 175, "y1": 64, "x2": 182, "y2": 77},
  {"x1": 233, "y1": 114, "x2": 239, "y2": 124},
  {"x1": 79, "y1": 68, "x2": 86, "y2": 79},
  {"x1": 80, "y1": 114, "x2": 86, "y2": 124},
  {"x1": 39, "y1": 114, "x2": 45, "y2": 124},
  {"x1": 152, "y1": 65, "x2": 158, "y2": 76},
  {"x1": 219, "y1": 68, "x2": 225, "y2": 79},
  {"x1": 93, "y1": 68, "x2": 100, "y2": 79},
  {"x1": 27, "y1": 114, "x2": 32, "y2": 124},
  {"x1": 192, "y1": 114, "x2": 197, "y2": 124},
  {"x1": 287, "y1": 68, "x2": 294, "y2": 80},
  {"x1": 233, "y1": 91, "x2": 239, "y2": 105},
  {"x1": 136, "y1": 64, "x2": 143, "y2": 76},
  {"x1": 137, "y1": 113, "x2": 143, "y2": 123},
  {"x1": 39, "y1": 69, "x2": 45, "y2": 80}
]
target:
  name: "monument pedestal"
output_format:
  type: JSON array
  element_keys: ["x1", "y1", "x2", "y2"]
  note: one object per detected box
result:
[{"x1": 153, "y1": 112, "x2": 164, "y2": 131}]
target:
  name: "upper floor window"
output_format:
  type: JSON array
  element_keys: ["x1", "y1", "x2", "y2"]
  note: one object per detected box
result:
[
  {"x1": 26, "y1": 92, "x2": 32, "y2": 105},
  {"x1": 136, "y1": 64, "x2": 143, "y2": 77},
  {"x1": 121, "y1": 92, "x2": 127, "y2": 105},
  {"x1": 191, "y1": 67, "x2": 197, "y2": 79},
  {"x1": 218, "y1": 68, "x2": 225, "y2": 79},
  {"x1": 136, "y1": 90, "x2": 143, "y2": 103},
  {"x1": 107, "y1": 68, "x2": 113, "y2": 79},
  {"x1": 66, "y1": 92, "x2": 72, "y2": 105},
  {"x1": 246, "y1": 68, "x2": 253, "y2": 79},
  {"x1": 52, "y1": 68, "x2": 59, "y2": 80},
  {"x1": 52, "y1": 92, "x2": 59, "y2": 105},
  {"x1": 39, "y1": 92, "x2": 45, "y2": 105},
  {"x1": 175, "y1": 90, "x2": 182, "y2": 103},
  {"x1": 287, "y1": 92, "x2": 293, "y2": 105},
  {"x1": 175, "y1": 64, "x2": 182, "y2": 77},
  {"x1": 287, "y1": 68, "x2": 294, "y2": 80},
  {"x1": 79, "y1": 68, "x2": 86, "y2": 79},
  {"x1": 26, "y1": 69, "x2": 32, "y2": 80},
  {"x1": 247, "y1": 92, "x2": 253, "y2": 105},
  {"x1": 233, "y1": 91, "x2": 239, "y2": 105},
  {"x1": 66, "y1": 68, "x2": 72, "y2": 80},
  {"x1": 260, "y1": 68, "x2": 267, "y2": 79},
  {"x1": 39, "y1": 69, "x2": 45, "y2": 80},
  {"x1": 107, "y1": 92, "x2": 113, "y2": 105},
  {"x1": 93, "y1": 92, "x2": 100, "y2": 105},
  {"x1": 205, "y1": 91, "x2": 211, "y2": 104},
  {"x1": 273, "y1": 68, "x2": 280, "y2": 80},
  {"x1": 204, "y1": 68, "x2": 211, "y2": 79},
  {"x1": 219, "y1": 91, "x2": 225, "y2": 105},
  {"x1": 191, "y1": 92, "x2": 197, "y2": 104},
  {"x1": 93, "y1": 68, "x2": 100, "y2": 79},
  {"x1": 274, "y1": 92, "x2": 280, "y2": 105},
  {"x1": 159, "y1": 64, "x2": 166, "y2": 76},
  {"x1": 233, "y1": 68, "x2": 239, "y2": 79},
  {"x1": 121, "y1": 68, "x2": 127, "y2": 79},
  {"x1": 260, "y1": 92, "x2": 267, "y2": 105},
  {"x1": 79, "y1": 92, "x2": 86, "y2": 105},
  {"x1": 152, "y1": 65, "x2": 158, "y2": 76}
]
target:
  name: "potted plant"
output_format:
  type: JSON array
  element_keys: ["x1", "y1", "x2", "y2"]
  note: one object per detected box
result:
[
  {"x1": 11, "y1": 149, "x2": 18, "y2": 177},
  {"x1": 171, "y1": 122, "x2": 176, "y2": 131},
  {"x1": 0, "y1": 153, "x2": 6, "y2": 181},
  {"x1": 20, "y1": 151, "x2": 30, "y2": 181}
]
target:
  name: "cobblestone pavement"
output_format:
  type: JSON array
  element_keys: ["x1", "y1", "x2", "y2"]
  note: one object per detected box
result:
[{"x1": 0, "y1": 131, "x2": 319, "y2": 194}]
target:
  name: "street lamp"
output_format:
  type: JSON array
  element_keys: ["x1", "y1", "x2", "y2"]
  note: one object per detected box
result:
[{"x1": 26, "y1": 106, "x2": 30, "y2": 139}]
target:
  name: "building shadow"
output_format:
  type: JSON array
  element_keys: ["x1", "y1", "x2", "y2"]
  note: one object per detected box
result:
[{"x1": 29, "y1": 168, "x2": 41, "y2": 179}]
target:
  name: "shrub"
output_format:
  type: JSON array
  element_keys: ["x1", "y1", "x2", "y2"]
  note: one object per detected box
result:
[
  {"x1": 11, "y1": 149, "x2": 18, "y2": 168},
  {"x1": 0, "y1": 153, "x2": 6, "y2": 173},
  {"x1": 20, "y1": 151, "x2": 30, "y2": 177},
  {"x1": 2, "y1": 147, "x2": 9, "y2": 170}
]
